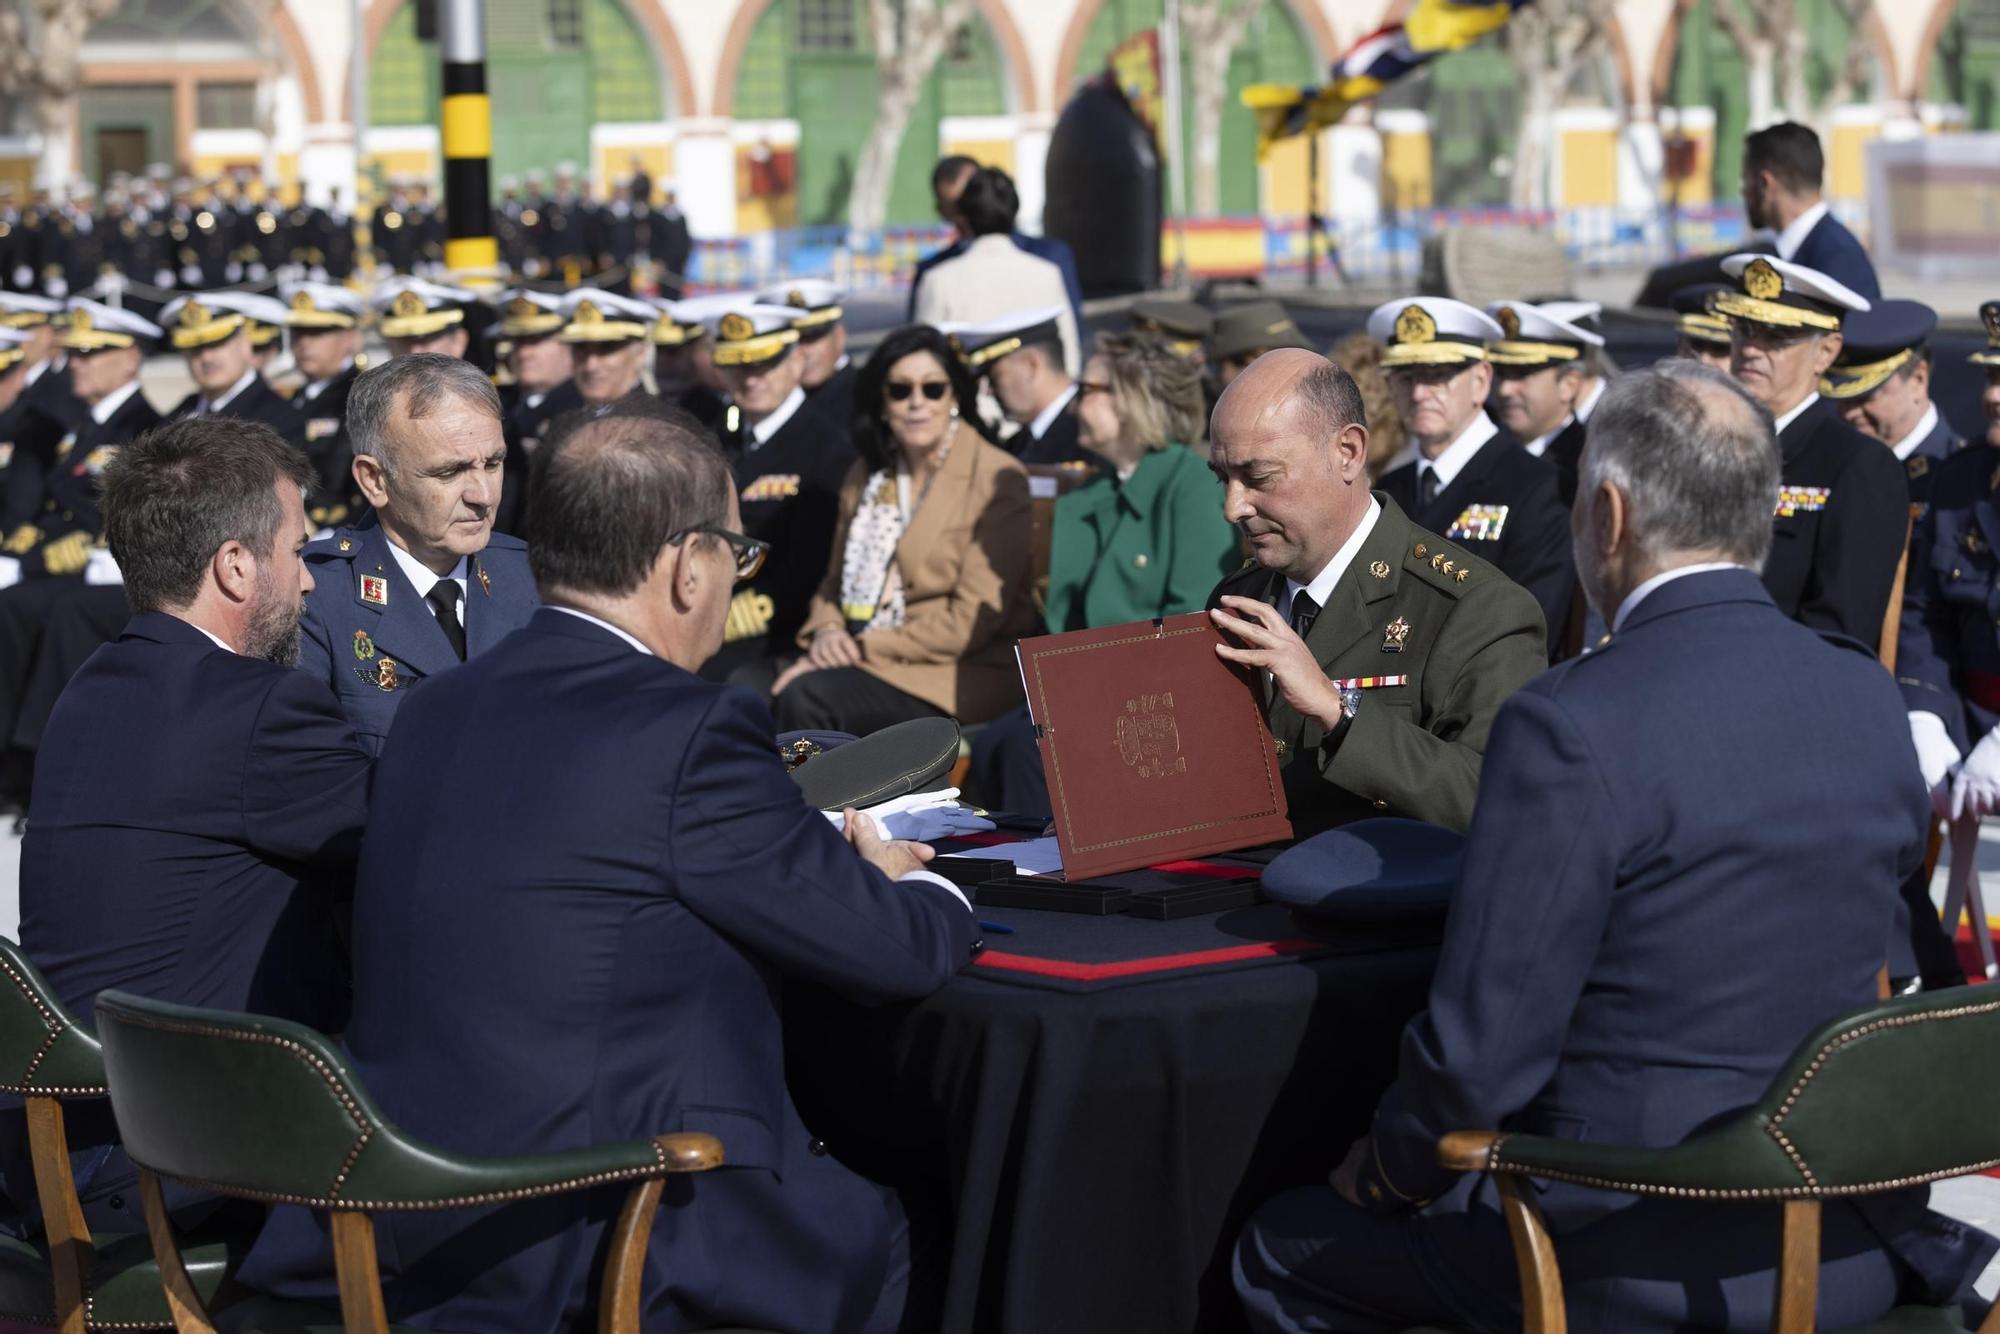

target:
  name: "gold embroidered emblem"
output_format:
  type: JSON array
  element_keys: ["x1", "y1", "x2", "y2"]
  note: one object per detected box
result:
[
  {"x1": 1369, "y1": 560, "x2": 1390, "y2": 579},
  {"x1": 1394, "y1": 305, "x2": 1436, "y2": 345},
  {"x1": 375, "y1": 657, "x2": 399, "y2": 691},
  {"x1": 1115, "y1": 692, "x2": 1185, "y2": 779},
  {"x1": 391, "y1": 290, "x2": 425, "y2": 320},
  {"x1": 787, "y1": 289, "x2": 806, "y2": 308},
  {"x1": 573, "y1": 299, "x2": 603, "y2": 326},
  {"x1": 719, "y1": 312, "x2": 755, "y2": 342},
  {"x1": 1744, "y1": 258, "x2": 1783, "y2": 301},
  {"x1": 178, "y1": 301, "x2": 211, "y2": 330},
  {"x1": 1455, "y1": 569, "x2": 1469, "y2": 583},
  {"x1": 338, "y1": 537, "x2": 352, "y2": 552},
  {"x1": 1496, "y1": 306, "x2": 1521, "y2": 340},
  {"x1": 1382, "y1": 617, "x2": 1411, "y2": 653},
  {"x1": 290, "y1": 290, "x2": 316, "y2": 315}
]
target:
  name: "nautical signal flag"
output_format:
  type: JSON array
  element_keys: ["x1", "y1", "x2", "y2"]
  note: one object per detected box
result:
[{"x1": 1242, "y1": 0, "x2": 1534, "y2": 159}]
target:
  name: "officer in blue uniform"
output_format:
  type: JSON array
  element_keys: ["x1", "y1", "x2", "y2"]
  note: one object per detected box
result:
[
  {"x1": 1821, "y1": 298, "x2": 1964, "y2": 510},
  {"x1": 296, "y1": 357, "x2": 538, "y2": 754},
  {"x1": 759, "y1": 278, "x2": 857, "y2": 431}
]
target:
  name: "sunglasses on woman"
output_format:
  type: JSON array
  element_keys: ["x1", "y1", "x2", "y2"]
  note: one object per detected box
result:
[
  {"x1": 669, "y1": 525, "x2": 770, "y2": 581},
  {"x1": 885, "y1": 380, "x2": 950, "y2": 402}
]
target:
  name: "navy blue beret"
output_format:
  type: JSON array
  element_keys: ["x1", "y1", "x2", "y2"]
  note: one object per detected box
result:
[{"x1": 1261, "y1": 818, "x2": 1464, "y2": 921}]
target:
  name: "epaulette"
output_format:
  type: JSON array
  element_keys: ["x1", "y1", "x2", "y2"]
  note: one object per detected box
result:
[
  {"x1": 1403, "y1": 538, "x2": 1478, "y2": 596},
  {"x1": 304, "y1": 530, "x2": 359, "y2": 562}
]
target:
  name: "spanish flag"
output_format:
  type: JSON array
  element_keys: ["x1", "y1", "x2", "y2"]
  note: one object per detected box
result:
[{"x1": 1244, "y1": 0, "x2": 1533, "y2": 159}]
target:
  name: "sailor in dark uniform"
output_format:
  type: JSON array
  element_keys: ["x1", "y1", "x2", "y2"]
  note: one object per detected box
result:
[
  {"x1": 1372, "y1": 297, "x2": 1575, "y2": 656},
  {"x1": 954, "y1": 306, "x2": 1093, "y2": 468},
  {"x1": 1670, "y1": 283, "x2": 1734, "y2": 371},
  {"x1": 702, "y1": 301, "x2": 855, "y2": 685},
  {"x1": 0, "y1": 332, "x2": 32, "y2": 529},
  {"x1": 283, "y1": 282, "x2": 370, "y2": 529},
  {"x1": 487, "y1": 289, "x2": 581, "y2": 535},
  {"x1": 1716, "y1": 253, "x2": 1907, "y2": 651},
  {"x1": 647, "y1": 298, "x2": 725, "y2": 431},
  {"x1": 556, "y1": 288, "x2": 656, "y2": 407},
  {"x1": 0, "y1": 295, "x2": 82, "y2": 533},
  {"x1": 1821, "y1": 298, "x2": 1963, "y2": 510},
  {"x1": 758, "y1": 279, "x2": 856, "y2": 430},
  {"x1": 0, "y1": 301, "x2": 162, "y2": 808},
  {"x1": 370, "y1": 277, "x2": 477, "y2": 360},
  {"x1": 155, "y1": 293, "x2": 301, "y2": 438},
  {"x1": 1482, "y1": 299, "x2": 1604, "y2": 508}
]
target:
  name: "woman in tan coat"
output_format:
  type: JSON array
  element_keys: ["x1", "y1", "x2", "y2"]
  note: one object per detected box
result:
[{"x1": 771, "y1": 324, "x2": 1038, "y2": 733}]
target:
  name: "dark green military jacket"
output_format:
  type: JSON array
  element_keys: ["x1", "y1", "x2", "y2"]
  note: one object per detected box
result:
[{"x1": 1207, "y1": 495, "x2": 1546, "y2": 834}]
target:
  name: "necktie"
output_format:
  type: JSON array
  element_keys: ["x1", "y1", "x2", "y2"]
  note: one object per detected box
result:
[
  {"x1": 426, "y1": 581, "x2": 466, "y2": 661},
  {"x1": 1290, "y1": 590, "x2": 1320, "y2": 642},
  {"x1": 1418, "y1": 466, "x2": 1440, "y2": 511}
]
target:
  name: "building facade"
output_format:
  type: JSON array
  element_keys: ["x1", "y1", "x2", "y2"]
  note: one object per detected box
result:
[{"x1": 0, "y1": 0, "x2": 1994, "y2": 237}]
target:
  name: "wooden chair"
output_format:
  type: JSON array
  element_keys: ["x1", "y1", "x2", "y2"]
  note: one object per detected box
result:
[
  {"x1": 1434, "y1": 986, "x2": 2000, "y2": 1334},
  {"x1": 90, "y1": 990, "x2": 772, "y2": 1334},
  {"x1": 0, "y1": 939, "x2": 253, "y2": 1332}
]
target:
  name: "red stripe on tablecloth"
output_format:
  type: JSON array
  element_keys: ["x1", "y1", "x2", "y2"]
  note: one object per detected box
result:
[{"x1": 971, "y1": 938, "x2": 1323, "y2": 981}]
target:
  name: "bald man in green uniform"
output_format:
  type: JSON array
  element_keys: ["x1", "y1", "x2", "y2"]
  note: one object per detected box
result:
[{"x1": 1206, "y1": 350, "x2": 1546, "y2": 834}]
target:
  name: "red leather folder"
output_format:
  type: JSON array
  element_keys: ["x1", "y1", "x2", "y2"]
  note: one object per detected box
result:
[{"x1": 1018, "y1": 612, "x2": 1292, "y2": 880}]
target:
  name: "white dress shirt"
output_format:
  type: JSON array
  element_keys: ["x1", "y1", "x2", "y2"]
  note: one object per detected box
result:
[
  {"x1": 190, "y1": 622, "x2": 237, "y2": 654},
  {"x1": 1774, "y1": 393, "x2": 1820, "y2": 437},
  {"x1": 549, "y1": 604, "x2": 970, "y2": 910},
  {"x1": 1573, "y1": 377, "x2": 1607, "y2": 424},
  {"x1": 1029, "y1": 383, "x2": 1078, "y2": 441},
  {"x1": 89, "y1": 378, "x2": 143, "y2": 426},
  {"x1": 1775, "y1": 201, "x2": 1830, "y2": 262},
  {"x1": 1418, "y1": 411, "x2": 1499, "y2": 494},
  {"x1": 386, "y1": 542, "x2": 469, "y2": 627},
  {"x1": 1611, "y1": 562, "x2": 1747, "y2": 634},
  {"x1": 748, "y1": 385, "x2": 807, "y2": 449},
  {"x1": 1282, "y1": 499, "x2": 1383, "y2": 625},
  {"x1": 1891, "y1": 404, "x2": 1941, "y2": 463}
]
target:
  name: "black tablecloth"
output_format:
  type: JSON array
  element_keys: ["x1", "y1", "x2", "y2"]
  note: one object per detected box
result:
[{"x1": 787, "y1": 887, "x2": 1440, "y2": 1334}]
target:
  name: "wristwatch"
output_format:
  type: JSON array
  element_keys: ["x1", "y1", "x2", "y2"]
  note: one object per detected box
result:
[{"x1": 1337, "y1": 684, "x2": 1363, "y2": 725}]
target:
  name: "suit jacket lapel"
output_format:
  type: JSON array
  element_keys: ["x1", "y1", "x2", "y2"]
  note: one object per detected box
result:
[
  {"x1": 351, "y1": 525, "x2": 457, "y2": 676},
  {"x1": 895, "y1": 429, "x2": 979, "y2": 574},
  {"x1": 463, "y1": 551, "x2": 529, "y2": 657}
]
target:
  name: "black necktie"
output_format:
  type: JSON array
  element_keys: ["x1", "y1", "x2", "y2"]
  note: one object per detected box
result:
[
  {"x1": 1290, "y1": 590, "x2": 1320, "y2": 642},
  {"x1": 427, "y1": 581, "x2": 466, "y2": 661},
  {"x1": 1418, "y1": 466, "x2": 1440, "y2": 511}
]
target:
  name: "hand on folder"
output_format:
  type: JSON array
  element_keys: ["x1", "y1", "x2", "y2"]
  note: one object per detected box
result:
[{"x1": 1210, "y1": 597, "x2": 1343, "y2": 732}]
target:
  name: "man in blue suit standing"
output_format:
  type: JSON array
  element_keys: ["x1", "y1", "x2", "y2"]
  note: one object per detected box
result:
[
  {"x1": 1743, "y1": 121, "x2": 1880, "y2": 302},
  {"x1": 10, "y1": 417, "x2": 369, "y2": 1233},
  {"x1": 1235, "y1": 362, "x2": 1995, "y2": 1333},
  {"x1": 296, "y1": 354, "x2": 537, "y2": 755},
  {"x1": 240, "y1": 408, "x2": 978, "y2": 1332}
]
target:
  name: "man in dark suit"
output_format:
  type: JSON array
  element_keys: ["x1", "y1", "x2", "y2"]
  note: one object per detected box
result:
[
  {"x1": 1743, "y1": 120, "x2": 1880, "y2": 302},
  {"x1": 1206, "y1": 351, "x2": 1545, "y2": 836},
  {"x1": 1823, "y1": 298, "x2": 1963, "y2": 511},
  {"x1": 958, "y1": 307, "x2": 1094, "y2": 468},
  {"x1": 701, "y1": 301, "x2": 855, "y2": 684},
  {"x1": 1236, "y1": 361, "x2": 1996, "y2": 1334},
  {"x1": 1371, "y1": 297, "x2": 1575, "y2": 656},
  {"x1": 296, "y1": 355, "x2": 537, "y2": 756},
  {"x1": 8, "y1": 417, "x2": 368, "y2": 1234},
  {"x1": 239, "y1": 408, "x2": 976, "y2": 1332},
  {"x1": 1716, "y1": 253, "x2": 1909, "y2": 651}
]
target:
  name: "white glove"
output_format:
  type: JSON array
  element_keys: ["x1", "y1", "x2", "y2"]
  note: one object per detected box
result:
[
  {"x1": 820, "y1": 787, "x2": 997, "y2": 843},
  {"x1": 83, "y1": 548, "x2": 122, "y2": 587},
  {"x1": 1951, "y1": 725, "x2": 2000, "y2": 820},
  {"x1": 1911, "y1": 711, "x2": 1962, "y2": 819},
  {"x1": 0, "y1": 556, "x2": 18, "y2": 591}
]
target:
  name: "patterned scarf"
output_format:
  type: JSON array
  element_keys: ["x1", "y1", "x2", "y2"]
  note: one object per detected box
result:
[{"x1": 839, "y1": 470, "x2": 908, "y2": 633}]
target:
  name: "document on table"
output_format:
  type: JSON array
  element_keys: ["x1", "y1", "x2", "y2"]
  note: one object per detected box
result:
[{"x1": 948, "y1": 836, "x2": 1065, "y2": 877}]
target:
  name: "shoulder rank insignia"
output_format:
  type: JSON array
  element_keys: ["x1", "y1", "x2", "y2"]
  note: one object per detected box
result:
[
  {"x1": 352, "y1": 630, "x2": 374, "y2": 661},
  {"x1": 1382, "y1": 616, "x2": 1411, "y2": 653},
  {"x1": 1908, "y1": 455, "x2": 1930, "y2": 480},
  {"x1": 477, "y1": 562, "x2": 492, "y2": 596},
  {"x1": 1445, "y1": 504, "x2": 1510, "y2": 543},
  {"x1": 1774, "y1": 485, "x2": 1831, "y2": 518},
  {"x1": 338, "y1": 537, "x2": 353, "y2": 552},
  {"x1": 360, "y1": 574, "x2": 388, "y2": 606}
]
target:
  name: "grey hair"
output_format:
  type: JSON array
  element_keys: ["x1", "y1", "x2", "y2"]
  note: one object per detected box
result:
[
  {"x1": 347, "y1": 353, "x2": 503, "y2": 479},
  {"x1": 1580, "y1": 359, "x2": 1779, "y2": 570}
]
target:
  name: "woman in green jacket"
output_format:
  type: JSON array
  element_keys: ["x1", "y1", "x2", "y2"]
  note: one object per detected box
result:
[{"x1": 968, "y1": 330, "x2": 1242, "y2": 814}]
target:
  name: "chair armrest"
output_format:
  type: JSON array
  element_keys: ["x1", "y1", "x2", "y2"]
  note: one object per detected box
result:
[
  {"x1": 1435, "y1": 1115, "x2": 1815, "y2": 1200},
  {"x1": 332, "y1": 1131, "x2": 724, "y2": 1211}
]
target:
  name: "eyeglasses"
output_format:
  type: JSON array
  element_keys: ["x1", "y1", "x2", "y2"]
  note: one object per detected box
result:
[
  {"x1": 1075, "y1": 380, "x2": 1113, "y2": 397},
  {"x1": 670, "y1": 525, "x2": 769, "y2": 582},
  {"x1": 885, "y1": 380, "x2": 950, "y2": 403}
]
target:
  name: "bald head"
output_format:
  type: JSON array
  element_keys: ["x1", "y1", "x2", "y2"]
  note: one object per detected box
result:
[{"x1": 1209, "y1": 349, "x2": 1375, "y2": 583}]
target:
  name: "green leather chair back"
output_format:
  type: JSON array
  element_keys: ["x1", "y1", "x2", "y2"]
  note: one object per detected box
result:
[
  {"x1": 0, "y1": 938, "x2": 104, "y2": 1096},
  {"x1": 93, "y1": 989, "x2": 396, "y2": 1206},
  {"x1": 1748, "y1": 985, "x2": 2000, "y2": 1191}
]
